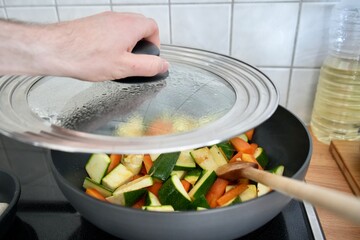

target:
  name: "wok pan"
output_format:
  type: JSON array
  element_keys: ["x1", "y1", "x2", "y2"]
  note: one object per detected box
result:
[{"x1": 48, "y1": 106, "x2": 312, "y2": 240}]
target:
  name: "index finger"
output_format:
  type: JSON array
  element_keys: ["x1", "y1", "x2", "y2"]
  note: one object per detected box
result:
[{"x1": 141, "y1": 17, "x2": 161, "y2": 48}]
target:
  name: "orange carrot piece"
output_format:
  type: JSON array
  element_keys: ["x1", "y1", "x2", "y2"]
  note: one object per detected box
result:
[
  {"x1": 143, "y1": 154, "x2": 153, "y2": 173},
  {"x1": 181, "y1": 179, "x2": 192, "y2": 192},
  {"x1": 229, "y1": 151, "x2": 242, "y2": 163},
  {"x1": 130, "y1": 174, "x2": 143, "y2": 181},
  {"x1": 107, "y1": 154, "x2": 122, "y2": 173},
  {"x1": 249, "y1": 143, "x2": 258, "y2": 155},
  {"x1": 245, "y1": 129, "x2": 255, "y2": 141},
  {"x1": 242, "y1": 153, "x2": 263, "y2": 170},
  {"x1": 145, "y1": 119, "x2": 173, "y2": 136},
  {"x1": 147, "y1": 181, "x2": 163, "y2": 198},
  {"x1": 86, "y1": 188, "x2": 107, "y2": 202},
  {"x1": 216, "y1": 183, "x2": 248, "y2": 206},
  {"x1": 206, "y1": 178, "x2": 229, "y2": 208},
  {"x1": 230, "y1": 137, "x2": 253, "y2": 154},
  {"x1": 132, "y1": 196, "x2": 146, "y2": 209}
]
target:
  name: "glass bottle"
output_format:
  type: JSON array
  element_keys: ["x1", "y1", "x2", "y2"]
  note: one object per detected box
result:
[{"x1": 310, "y1": 0, "x2": 360, "y2": 144}]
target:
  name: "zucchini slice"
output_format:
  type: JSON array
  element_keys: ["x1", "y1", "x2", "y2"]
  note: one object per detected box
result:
[
  {"x1": 101, "y1": 163, "x2": 134, "y2": 190},
  {"x1": 190, "y1": 147, "x2": 218, "y2": 171},
  {"x1": 142, "y1": 205, "x2": 175, "y2": 212},
  {"x1": 209, "y1": 145, "x2": 228, "y2": 167},
  {"x1": 158, "y1": 175, "x2": 192, "y2": 211},
  {"x1": 85, "y1": 153, "x2": 111, "y2": 183},
  {"x1": 174, "y1": 150, "x2": 196, "y2": 170},
  {"x1": 83, "y1": 177, "x2": 113, "y2": 198},
  {"x1": 149, "y1": 152, "x2": 180, "y2": 181},
  {"x1": 188, "y1": 170, "x2": 217, "y2": 200}
]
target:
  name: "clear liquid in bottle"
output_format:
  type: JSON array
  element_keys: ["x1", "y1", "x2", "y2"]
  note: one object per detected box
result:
[
  {"x1": 310, "y1": 0, "x2": 360, "y2": 144},
  {"x1": 310, "y1": 57, "x2": 360, "y2": 144}
]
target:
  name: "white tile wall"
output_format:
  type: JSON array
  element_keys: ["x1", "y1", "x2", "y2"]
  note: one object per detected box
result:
[
  {"x1": 288, "y1": 68, "x2": 320, "y2": 123},
  {"x1": 113, "y1": 5, "x2": 170, "y2": 44},
  {"x1": 4, "y1": 0, "x2": 55, "y2": 5},
  {"x1": 57, "y1": 0, "x2": 110, "y2": 5},
  {"x1": 171, "y1": 4, "x2": 231, "y2": 55},
  {"x1": 58, "y1": 6, "x2": 110, "y2": 21},
  {"x1": 259, "y1": 68, "x2": 290, "y2": 107},
  {"x1": 293, "y1": 2, "x2": 337, "y2": 67},
  {"x1": 232, "y1": 3, "x2": 299, "y2": 67},
  {"x1": 6, "y1": 7, "x2": 58, "y2": 23},
  {"x1": 0, "y1": 0, "x2": 342, "y2": 124},
  {"x1": 0, "y1": 8, "x2": 5, "y2": 18},
  {"x1": 112, "y1": 0, "x2": 168, "y2": 3}
]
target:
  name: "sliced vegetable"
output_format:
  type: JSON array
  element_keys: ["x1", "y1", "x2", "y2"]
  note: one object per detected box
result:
[
  {"x1": 216, "y1": 141, "x2": 235, "y2": 160},
  {"x1": 149, "y1": 152, "x2": 180, "y2": 181},
  {"x1": 143, "y1": 154, "x2": 153, "y2": 173},
  {"x1": 190, "y1": 147, "x2": 218, "y2": 171},
  {"x1": 122, "y1": 154, "x2": 144, "y2": 175},
  {"x1": 171, "y1": 170, "x2": 186, "y2": 179},
  {"x1": 216, "y1": 183, "x2": 248, "y2": 207},
  {"x1": 107, "y1": 188, "x2": 147, "y2": 206},
  {"x1": 254, "y1": 147, "x2": 269, "y2": 169},
  {"x1": 174, "y1": 150, "x2": 196, "y2": 170},
  {"x1": 239, "y1": 184, "x2": 257, "y2": 202},
  {"x1": 181, "y1": 179, "x2": 192, "y2": 192},
  {"x1": 188, "y1": 170, "x2": 217, "y2": 200},
  {"x1": 113, "y1": 175, "x2": 153, "y2": 196},
  {"x1": 158, "y1": 175, "x2": 192, "y2": 211},
  {"x1": 147, "y1": 181, "x2": 163, "y2": 198},
  {"x1": 209, "y1": 145, "x2": 228, "y2": 167},
  {"x1": 83, "y1": 177, "x2": 113, "y2": 198},
  {"x1": 205, "y1": 178, "x2": 229, "y2": 208},
  {"x1": 85, "y1": 153, "x2": 111, "y2": 183},
  {"x1": 101, "y1": 163, "x2": 134, "y2": 190},
  {"x1": 184, "y1": 168, "x2": 202, "y2": 186},
  {"x1": 86, "y1": 188, "x2": 107, "y2": 202},
  {"x1": 145, "y1": 191, "x2": 161, "y2": 206},
  {"x1": 245, "y1": 129, "x2": 255, "y2": 141},
  {"x1": 230, "y1": 137, "x2": 253, "y2": 154},
  {"x1": 107, "y1": 154, "x2": 122, "y2": 173},
  {"x1": 242, "y1": 153, "x2": 264, "y2": 170},
  {"x1": 142, "y1": 205, "x2": 175, "y2": 212},
  {"x1": 192, "y1": 194, "x2": 210, "y2": 209},
  {"x1": 269, "y1": 165, "x2": 285, "y2": 175},
  {"x1": 132, "y1": 196, "x2": 146, "y2": 209}
]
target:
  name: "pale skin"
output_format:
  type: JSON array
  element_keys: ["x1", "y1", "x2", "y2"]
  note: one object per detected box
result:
[{"x1": 0, "y1": 11, "x2": 169, "y2": 82}]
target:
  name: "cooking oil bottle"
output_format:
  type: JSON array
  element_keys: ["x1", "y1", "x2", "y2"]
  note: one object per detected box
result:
[{"x1": 310, "y1": 0, "x2": 360, "y2": 144}]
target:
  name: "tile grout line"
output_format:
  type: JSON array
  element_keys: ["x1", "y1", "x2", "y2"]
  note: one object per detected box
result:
[
  {"x1": 285, "y1": 0, "x2": 303, "y2": 108},
  {"x1": 229, "y1": 0, "x2": 234, "y2": 56},
  {"x1": 168, "y1": 0, "x2": 173, "y2": 44}
]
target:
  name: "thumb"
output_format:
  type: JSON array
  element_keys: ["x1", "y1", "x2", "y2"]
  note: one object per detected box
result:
[{"x1": 122, "y1": 53, "x2": 169, "y2": 78}]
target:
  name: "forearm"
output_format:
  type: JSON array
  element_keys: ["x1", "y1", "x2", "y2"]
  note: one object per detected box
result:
[{"x1": 0, "y1": 19, "x2": 49, "y2": 76}]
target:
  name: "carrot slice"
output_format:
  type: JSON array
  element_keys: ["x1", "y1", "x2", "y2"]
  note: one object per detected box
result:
[
  {"x1": 143, "y1": 154, "x2": 153, "y2": 173},
  {"x1": 206, "y1": 178, "x2": 229, "y2": 208},
  {"x1": 132, "y1": 196, "x2": 146, "y2": 209},
  {"x1": 249, "y1": 143, "x2": 258, "y2": 155},
  {"x1": 86, "y1": 188, "x2": 107, "y2": 202},
  {"x1": 145, "y1": 119, "x2": 173, "y2": 136},
  {"x1": 245, "y1": 129, "x2": 255, "y2": 141},
  {"x1": 242, "y1": 153, "x2": 263, "y2": 170},
  {"x1": 147, "y1": 181, "x2": 163, "y2": 197},
  {"x1": 216, "y1": 183, "x2": 248, "y2": 206},
  {"x1": 130, "y1": 174, "x2": 143, "y2": 181},
  {"x1": 229, "y1": 151, "x2": 242, "y2": 163},
  {"x1": 181, "y1": 179, "x2": 192, "y2": 192},
  {"x1": 107, "y1": 154, "x2": 122, "y2": 173},
  {"x1": 230, "y1": 137, "x2": 253, "y2": 154}
]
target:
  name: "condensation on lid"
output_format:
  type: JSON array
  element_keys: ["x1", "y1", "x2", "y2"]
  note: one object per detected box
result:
[{"x1": 0, "y1": 45, "x2": 278, "y2": 154}]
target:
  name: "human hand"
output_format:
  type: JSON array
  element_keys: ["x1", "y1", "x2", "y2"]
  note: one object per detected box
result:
[{"x1": 0, "y1": 12, "x2": 169, "y2": 81}]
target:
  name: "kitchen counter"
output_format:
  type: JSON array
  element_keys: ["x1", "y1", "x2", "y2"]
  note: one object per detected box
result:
[{"x1": 305, "y1": 129, "x2": 360, "y2": 240}]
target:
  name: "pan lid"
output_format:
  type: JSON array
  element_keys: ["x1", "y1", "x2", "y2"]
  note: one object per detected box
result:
[{"x1": 0, "y1": 45, "x2": 278, "y2": 154}]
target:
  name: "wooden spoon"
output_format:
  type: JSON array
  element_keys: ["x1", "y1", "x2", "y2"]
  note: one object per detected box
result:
[{"x1": 216, "y1": 161, "x2": 360, "y2": 224}]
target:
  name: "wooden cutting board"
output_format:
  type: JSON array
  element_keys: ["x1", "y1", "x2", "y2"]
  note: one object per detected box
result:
[{"x1": 330, "y1": 140, "x2": 360, "y2": 196}]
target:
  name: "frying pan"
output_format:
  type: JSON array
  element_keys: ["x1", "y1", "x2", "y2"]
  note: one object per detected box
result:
[{"x1": 48, "y1": 106, "x2": 312, "y2": 240}]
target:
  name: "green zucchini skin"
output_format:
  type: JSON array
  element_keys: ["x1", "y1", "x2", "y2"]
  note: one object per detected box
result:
[{"x1": 149, "y1": 152, "x2": 181, "y2": 181}]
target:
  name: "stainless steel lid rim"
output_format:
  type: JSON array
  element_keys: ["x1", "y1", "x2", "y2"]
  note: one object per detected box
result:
[{"x1": 0, "y1": 45, "x2": 279, "y2": 153}]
